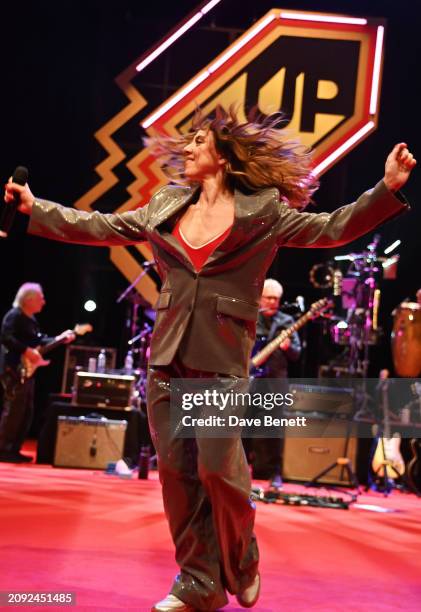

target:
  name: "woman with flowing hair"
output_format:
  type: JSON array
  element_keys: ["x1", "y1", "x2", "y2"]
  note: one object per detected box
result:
[
  {"x1": 146, "y1": 105, "x2": 318, "y2": 208},
  {"x1": 4, "y1": 105, "x2": 415, "y2": 611}
]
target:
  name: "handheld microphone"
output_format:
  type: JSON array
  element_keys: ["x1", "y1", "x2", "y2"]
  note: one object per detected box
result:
[{"x1": 0, "y1": 166, "x2": 29, "y2": 238}]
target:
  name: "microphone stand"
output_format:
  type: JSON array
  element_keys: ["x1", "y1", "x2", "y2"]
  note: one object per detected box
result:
[
  {"x1": 116, "y1": 263, "x2": 155, "y2": 339},
  {"x1": 116, "y1": 263, "x2": 154, "y2": 304}
]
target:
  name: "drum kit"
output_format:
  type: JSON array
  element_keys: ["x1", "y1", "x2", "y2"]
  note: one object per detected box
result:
[{"x1": 310, "y1": 234, "x2": 421, "y2": 378}]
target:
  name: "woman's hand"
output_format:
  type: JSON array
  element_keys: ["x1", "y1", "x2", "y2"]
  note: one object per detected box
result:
[
  {"x1": 384, "y1": 143, "x2": 416, "y2": 192},
  {"x1": 4, "y1": 179, "x2": 35, "y2": 215}
]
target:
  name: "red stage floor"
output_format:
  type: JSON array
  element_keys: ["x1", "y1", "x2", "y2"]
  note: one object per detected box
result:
[{"x1": 0, "y1": 447, "x2": 420, "y2": 611}]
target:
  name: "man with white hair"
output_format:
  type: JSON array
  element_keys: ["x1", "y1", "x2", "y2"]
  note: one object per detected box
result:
[
  {"x1": 247, "y1": 278, "x2": 301, "y2": 488},
  {"x1": 0, "y1": 283, "x2": 74, "y2": 463}
]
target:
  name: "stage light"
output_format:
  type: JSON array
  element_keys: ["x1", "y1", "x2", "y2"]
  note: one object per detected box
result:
[
  {"x1": 142, "y1": 13, "x2": 275, "y2": 128},
  {"x1": 384, "y1": 239, "x2": 401, "y2": 255},
  {"x1": 207, "y1": 13, "x2": 275, "y2": 74},
  {"x1": 84, "y1": 300, "x2": 97, "y2": 312},
  {"x1": 370, "y1": 26, "x2": 385, "y2": 115},
  {"x1": 135, "y1": 0, "x2": 223, "y2": 73},
  {"x1": 279, "y1": 12, "x2": 367, "y2": 26},
  {"x1": 142, "y1": 72, "x2": 209, "y2": 128}
]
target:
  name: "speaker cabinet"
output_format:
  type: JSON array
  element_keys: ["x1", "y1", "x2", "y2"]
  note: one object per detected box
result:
[
  {"x1": 54, "y1": 416, "x2": 127, "y2": 469},
  {"x1": 283, "y1": 419, "x2": 358, "y2": 485}
]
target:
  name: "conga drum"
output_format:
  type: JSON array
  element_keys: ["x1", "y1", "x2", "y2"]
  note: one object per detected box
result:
[{"x1": 391, "y1": 302, "x2": 421, "y2": 377}]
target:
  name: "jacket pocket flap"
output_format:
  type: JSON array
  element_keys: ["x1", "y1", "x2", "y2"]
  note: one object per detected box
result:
[
  {"x1": 156, "y1": 291, "x2": 172, "y2": 310},
  {"x1": 216, "y1": 296, "x2": 258, "y2": 321}
]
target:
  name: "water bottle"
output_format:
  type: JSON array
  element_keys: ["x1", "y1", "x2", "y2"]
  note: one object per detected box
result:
[
  {"x1": 97, "y1": 349, "x2": 106, "y2": 373},
  {"x1": 124, "y1": 350, "x2": 134, "y2": 374},
  {"x1": 138, "y1": 445, "x2": 150, "y2": 479}
]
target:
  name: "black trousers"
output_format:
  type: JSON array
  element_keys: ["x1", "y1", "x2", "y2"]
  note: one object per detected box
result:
[
  {"x1": 0, "y1": 369, "x2": 34, "y2": 455},
  {"x1": 147, "y1": 355, "x2": 259, "y2": 610}
]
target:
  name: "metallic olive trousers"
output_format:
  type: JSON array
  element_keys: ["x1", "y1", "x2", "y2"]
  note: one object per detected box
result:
[{"x1": 147, "y1": 357, "x2": 259, "y2": 610}]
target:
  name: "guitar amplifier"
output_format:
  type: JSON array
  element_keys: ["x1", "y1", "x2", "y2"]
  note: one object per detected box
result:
[
  {"x1": 54, "y1": 415, "x2": 128, "y2": 469},
  {"x1": 288, "y1": 384, "x2": 355, "y2": 417},
  {"x1": 283, "y1": 419, "x2": 358, "y2": 486},
  {"x1": 72, "y1": 371, "x2": 135, "y2": 410},
  {"x1": 61, "y1": 345, "x2": 117, "y2": 393}
]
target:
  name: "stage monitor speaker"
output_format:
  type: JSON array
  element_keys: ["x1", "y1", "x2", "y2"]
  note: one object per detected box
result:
[
  {"x1": 54, "y1": 416, "x2": 127, "y2": 469},
  {"x1": 283, "y1": 419, "x2": 358, "y2": 486},
  {"x1": 61, "y1": 346, "x2": 117, "y2": 393}
]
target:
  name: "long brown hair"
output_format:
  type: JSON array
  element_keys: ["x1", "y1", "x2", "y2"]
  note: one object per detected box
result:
[{"x1": 146, "y1": 105, "x2": 318, "y2": 209}]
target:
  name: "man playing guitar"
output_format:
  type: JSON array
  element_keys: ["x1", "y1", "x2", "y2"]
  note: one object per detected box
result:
[
  {"x1": 246, "y1": 279, "x2": 301, "y2": 488},
  {"x1": 0, "y1": 283, "x2": 75, "y2": 463}
]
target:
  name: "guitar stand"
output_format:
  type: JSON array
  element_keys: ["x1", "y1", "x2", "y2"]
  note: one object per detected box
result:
[
  {"x1": 369, "y1": 461, "x2": 401, "y2": 496},
  {"x1": 367, "y1": 437, "x2": 418, "y2": 497},
  {"x1": 369, "y1": 460, "x2": 418, "y2": 497},
  {"x1": 305, "y1": 457, "x2": 360, "y2": 492}
]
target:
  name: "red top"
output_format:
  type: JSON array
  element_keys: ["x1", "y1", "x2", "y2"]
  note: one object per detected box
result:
[{"x1": 173, "y1": 218, "x2": 232, "y2": 271}]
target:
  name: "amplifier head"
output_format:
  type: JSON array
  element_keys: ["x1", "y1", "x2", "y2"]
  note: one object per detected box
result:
[{"x1": 72, "y1": 371, "x2": 135, "y2": 410}]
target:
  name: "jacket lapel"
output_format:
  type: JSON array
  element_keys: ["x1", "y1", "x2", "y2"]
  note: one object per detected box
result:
[
  {"x1": 149, "y1": 185, "x2": 199, "y2": 231},
  {"x1": 203, "y1": 187, "x2": 279, "y2": 267},
  {"x1": 150, "y1": 185, "x2": 279, "y2": 270},
  {"x1": 150, "y1": 185, "x2": 198, "y2": 269}
]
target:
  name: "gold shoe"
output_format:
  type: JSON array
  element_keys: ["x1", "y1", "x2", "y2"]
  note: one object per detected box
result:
[
  {"x1": 151, "y1": 593, "x2": 196, "y2": 612},
  {"x1": 236, "y1": 573, "x2": 260, "y2": 608}
]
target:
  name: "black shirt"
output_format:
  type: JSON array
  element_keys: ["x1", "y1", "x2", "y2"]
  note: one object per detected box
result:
[
  {"x1": 0, "y1": 307, "x2": 51, "y2": 373},
  {"x1": 253, "y1": 310, "x2": 301, "y2": 377}
]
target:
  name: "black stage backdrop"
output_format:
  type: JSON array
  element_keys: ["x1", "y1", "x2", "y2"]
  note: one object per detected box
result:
[{"x1": 0, "y1": 0, "x2": 420, "y2": 432}]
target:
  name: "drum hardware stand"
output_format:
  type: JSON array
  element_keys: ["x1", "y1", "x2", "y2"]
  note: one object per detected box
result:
[
  {"x1": 116, "y1": 265, "x2": 155, "y2": 403},
  {"x1": 309, "y1": 238, "x2": 388, "y2": 494},
  {"x1": 116, "y1": 265, "x2": 153, "y2": 340},
  {"x1": 322, "y1": 237, "x2": 385, "y2": 418},
  {"x1": 129, "y1": 324, "x2": 152, "y2": 401}
]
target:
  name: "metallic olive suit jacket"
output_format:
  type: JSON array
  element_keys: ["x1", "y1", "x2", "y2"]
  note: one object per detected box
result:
[{"x1": 29, "y1": 181, "x2": 408, "y2": 376}]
